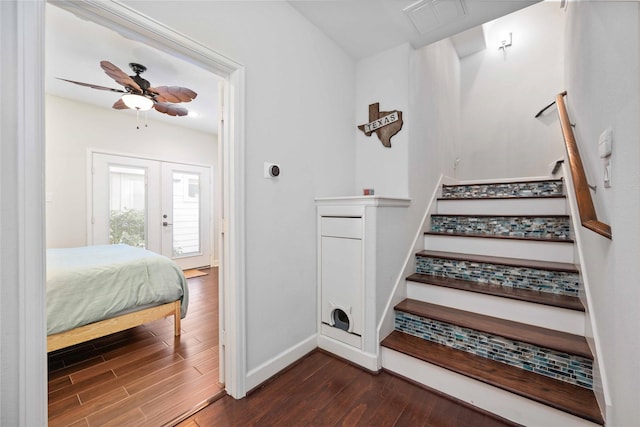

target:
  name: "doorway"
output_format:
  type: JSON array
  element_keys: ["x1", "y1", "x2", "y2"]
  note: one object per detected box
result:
[
  {"x1": 39, "y1": 0, "x2": 247, "y2": 421},
  {"x1": 91, "y1": 152, "x2": 212, "y2": 270}
]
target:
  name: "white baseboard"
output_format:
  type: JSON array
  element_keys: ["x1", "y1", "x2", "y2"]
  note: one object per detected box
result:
[
  {"x1": 318, "y1": 334, "x2": 378, "y2": 372},
  {"x1": 245, "y1": 334, "x2": 317, "y2": 391},
  {"x1": 382, "y1": 347, "x2": 600, "y2": 427}
]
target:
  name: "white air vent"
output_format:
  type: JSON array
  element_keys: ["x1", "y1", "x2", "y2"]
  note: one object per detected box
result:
[{"x1": 404, "y1": 0, "x2": 467, "y2": 35}]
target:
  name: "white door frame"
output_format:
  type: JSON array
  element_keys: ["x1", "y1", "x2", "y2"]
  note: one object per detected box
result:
[
  {"x1": 2, "y1": 1, "x2": 246, "y2": 423},
  {"x1": 51, "y1": 0, "x2": 247, "y2": 399},
  {"x1": 1, "y1": 2, "x2": 47, "y2": 425}
]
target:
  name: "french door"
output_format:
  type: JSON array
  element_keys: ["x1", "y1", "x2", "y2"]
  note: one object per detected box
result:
[{"x1": 91, "y1": 152, "x2": 212, "y2": 269}]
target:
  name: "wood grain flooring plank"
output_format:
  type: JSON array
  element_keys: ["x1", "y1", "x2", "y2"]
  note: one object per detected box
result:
[
  {"x1": 48, "y1": 268, "x2": 221, "y2": 426},
  {"x1": 85, "y1": 368, "x2": 203, "y2": 426},
  {"x1": 48, "y1": 370, "x2": 116, "y2": 402},
  {"x1": 67, "y1": 418, "x2": 89, "y2": 427},
  {"x1": 48, "y1": 356, "x2": 105, "y2": 382},
  {"x1": 308, "y1": 364, "x2": 384, "y2": 425},
  {"x1": 124, "y1": 348, "x2": 217, "y2": 396},
  {"x1": 48, "y1": 375, "x2": 72, "y2": 393},
  {"x1": 98, "y1": 407, "x2": 146, "y2": 427},
  {"x1": 49, "y1": 387, "x2": 129, "y2": 427},
  {"x1": 138, "y1": 371, "x2": 225, "y2": 427},
  {"x1": 179, "y1": 393, "x2": 257, "y2": 427},
  {"x1": 48, "y1": 393, "x2": 81, "y2": 420},
  {"x1": 252, "y1": 357, "x2": 361, "y2": 426},
  {"x1": 69, "y1": 342, "x2": 169, "y2": 383},
  {"x1": 179, "y1": 351, "x2": 516, "y2": 427},
  {"x1": 78, "y1": 352, "x2": 183, "y2": 404},
  {"x1": 355, "y1": 373, "x2": 419, "y2": 427},
  {"x1": 111, "y1": 345, "x2": 179, "y2": 377}
]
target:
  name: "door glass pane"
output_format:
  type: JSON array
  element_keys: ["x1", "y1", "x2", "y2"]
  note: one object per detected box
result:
[
  {"x1": 172, "y1": 171, "x2": 200, "y2": 256},
  {"x1": 109, "y1": 165, "x2": 146, "y2": 248}
]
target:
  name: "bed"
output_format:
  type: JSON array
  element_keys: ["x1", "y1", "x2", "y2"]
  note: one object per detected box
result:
[{"x1": 46, "y1": 244, "x2": 189, "y2": 352}]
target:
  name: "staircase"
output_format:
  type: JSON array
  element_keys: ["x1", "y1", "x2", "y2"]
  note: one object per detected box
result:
[{"x1": 381, "y1": 178, "x2": 605, "y2": 426}]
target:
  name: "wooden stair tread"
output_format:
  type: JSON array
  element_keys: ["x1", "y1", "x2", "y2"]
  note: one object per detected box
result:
[
  {"x1": 416, "y1": 250, "x2": 578, "y2": 273},
  {"x1": 407, "y1": 273, "x2": 584, "y2": 312},
  {"x1": 395, "y1": 299, "x2": 591, "y2": 359},
  {"x1": 425, "y1": 231, "x2": 575, "y2": 244},
  {"x1": 381, "y1": 331, "x2": 603, "y2": 425}
]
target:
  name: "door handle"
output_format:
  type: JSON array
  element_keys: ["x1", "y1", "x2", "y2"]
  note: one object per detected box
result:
[{"x1": 163, "y1": 221, "x2": 173, "y2": 227}]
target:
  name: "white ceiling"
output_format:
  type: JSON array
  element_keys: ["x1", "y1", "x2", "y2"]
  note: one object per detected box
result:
[
  {"x1": 45, "y1": 0, "x2": 540, "y2": 136},
  {"x1": 288, "y1": 0, "x2": 539, "y2": 60},
  {"x1": 45, "y1": 4, "x2": 221, "y2": 135}
]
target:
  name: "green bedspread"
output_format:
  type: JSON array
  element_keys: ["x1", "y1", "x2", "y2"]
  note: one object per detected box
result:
[{"x1": 46, "y1": 244, "x2": 188, "y2": 335}]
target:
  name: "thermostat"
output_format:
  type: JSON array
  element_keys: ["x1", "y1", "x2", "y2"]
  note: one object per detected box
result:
[{"x1": 264, "y1": 162, "x2": 281, "y2": 179}]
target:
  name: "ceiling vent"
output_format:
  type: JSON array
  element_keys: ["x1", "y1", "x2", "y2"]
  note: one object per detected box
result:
[{"x1": 403, "y1": 0, "x2": 467, "y2": 35}]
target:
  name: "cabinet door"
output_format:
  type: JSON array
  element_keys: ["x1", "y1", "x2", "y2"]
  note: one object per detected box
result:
[{"x1": 320, "y1": 235, "x2": 362, "y2": 335}]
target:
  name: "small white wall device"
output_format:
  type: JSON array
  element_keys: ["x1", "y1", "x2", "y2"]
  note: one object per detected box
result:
[
  {"x1": 264, "y1": 162, "x2": 281, "y2": 179},
  {"x1": 598, "y1": 127, "x2": 613, "y2": 188}
]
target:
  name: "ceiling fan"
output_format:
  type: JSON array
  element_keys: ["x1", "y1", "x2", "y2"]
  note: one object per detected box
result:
[{"x1": 58, "y1": 60, "x2": 197, "y2": 117}]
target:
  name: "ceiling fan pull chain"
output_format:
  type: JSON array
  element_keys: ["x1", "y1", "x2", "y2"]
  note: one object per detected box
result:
[{"x1": 136, "y1": 108, "x2": 140, "y2": 130}]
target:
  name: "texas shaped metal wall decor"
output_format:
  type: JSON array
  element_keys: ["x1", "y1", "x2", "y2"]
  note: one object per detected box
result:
[{"x1": 357, "y1": 102, "x2": 403, "y2": 148}]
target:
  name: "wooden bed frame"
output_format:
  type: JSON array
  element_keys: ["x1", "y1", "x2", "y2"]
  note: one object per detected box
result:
[{"x1": 47, "y1": 300, "x2": 181, "y2": 352}]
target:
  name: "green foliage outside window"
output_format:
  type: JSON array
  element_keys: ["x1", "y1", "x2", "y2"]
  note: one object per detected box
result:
[{"x1": 110, "y1": 208, "x2": 145, "y2": 248}]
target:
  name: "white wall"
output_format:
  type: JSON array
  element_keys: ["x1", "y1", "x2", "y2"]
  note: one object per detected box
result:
[
  {"x1": 564, "y1": 2, "x2": 640, "y2": 425},
  {"x1": 45, "y1": 94, "x2": 218, "y2": 256},
  {"x1": 410, "y1": 37, "x2": 460, "y2": 217},
  {"x1": 458, "y1": 2, "x2": 565, "y2": 180},
  {"x1": 355, "y1": 44, "x2": 411, "y2": 197},
  {"x1": 356, "y1": 39, "x2": 460, "y2": 343},
  {"x1": 120, "y1": 1, "x2": 357, "y2": 377},
  {"x1": 356, "y1": 39, "x2": 460, "y2": 245}
]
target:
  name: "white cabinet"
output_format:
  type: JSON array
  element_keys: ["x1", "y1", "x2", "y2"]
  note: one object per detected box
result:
[
  {"x1": 316, "y1": 196, "x2": 410, "y2": 371},
  {"x1": 320, "y1": 217, "x2": 363, "y2": 338}
]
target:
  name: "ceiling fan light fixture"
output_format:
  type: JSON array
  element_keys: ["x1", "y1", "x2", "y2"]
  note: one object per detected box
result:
[{"x1": 121, "y1": 94, "x2": 153, "y2": 111}]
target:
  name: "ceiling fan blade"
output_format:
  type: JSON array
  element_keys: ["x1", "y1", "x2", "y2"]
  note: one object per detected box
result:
[
  {"x1": 100, "y1": 60, "x2": 142, "y2": 92},
  {"x1": 112, "y1": 98, "x2": 129, "y2": 110},
  {"x1": 153, "y1": 102, "x2": 188, "y2": 117},
  {"x1": 56, "y1": 78, "x2": 126, "y2": 93},
  {"x1": 148, "y1": 86, "x2": 197, "y2": 103}
]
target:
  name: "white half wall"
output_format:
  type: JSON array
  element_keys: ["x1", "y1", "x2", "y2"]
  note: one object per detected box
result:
[
  {"x1": 458, "y1": 2, "x2": 565, "y2": 180},
  {"x1": 45, "y1": 94, "x2": 218, "y2": 254}
]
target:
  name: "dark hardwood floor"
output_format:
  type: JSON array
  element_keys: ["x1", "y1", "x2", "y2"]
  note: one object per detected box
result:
[
  {"x1": 47, "y1": 267, "x2": 223, "y2": 427},
  {"x1": 178, "y1": 350, "x2": 519, "y2": 427},
  {"x1": 49, "y1": 267, "x2": 518, "y2": 427}
]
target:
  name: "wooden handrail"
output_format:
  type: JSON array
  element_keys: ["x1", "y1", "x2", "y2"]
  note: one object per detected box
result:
[{"x1": 556, "y1": 91, "x2": 612, "y2": 239}]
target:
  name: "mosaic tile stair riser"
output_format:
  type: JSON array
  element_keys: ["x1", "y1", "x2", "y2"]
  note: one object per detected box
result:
[
  {"x1": 430, "y1": 215, "x2": 571, "y2": 240},
  {"x1": 416, "y1": 255, "x2": 579, "y2": 297},
  {"x1": 395, "y1": 311, "x2": 593, "y2": 389},
  {"x1": 441, "y1": 180, "x2": 564, "y2": 199}
]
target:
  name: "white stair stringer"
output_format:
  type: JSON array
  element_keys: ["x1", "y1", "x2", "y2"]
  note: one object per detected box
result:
[
  {"x1": 406, "y1": 280, "x2": 585, "y2": 335},
  {"x1": 381, "y1": 347, "x2": 601, "y2": 427},
  {"x1": 436, "y1": 197, "x2": 567, "y2": 216},
  {"x1": 424, "y1": 233, "x2": 574, "y2": 263}
]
